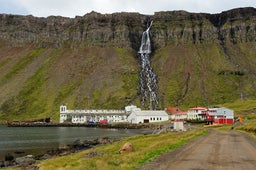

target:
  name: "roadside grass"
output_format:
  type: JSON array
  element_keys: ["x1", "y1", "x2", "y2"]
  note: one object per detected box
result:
[
  {"x1": 39, "y1": 129, "x2": 207, "y2": 170},
  {"x1": 235, "y1": 119, "x2": 256, "y2": 134}
]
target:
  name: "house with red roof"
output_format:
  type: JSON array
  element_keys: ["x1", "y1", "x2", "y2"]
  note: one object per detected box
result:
[
  {"x1": 166, "y1": 107, "x2": 187, "y2": 120},
  {"x1": 205, "y1": 107, "x2": 234, "y2": 124}
]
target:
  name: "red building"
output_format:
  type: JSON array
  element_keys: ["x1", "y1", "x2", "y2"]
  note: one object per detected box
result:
[{"x1": 204, "y1": 108, "x2": 234, "y2": 125}]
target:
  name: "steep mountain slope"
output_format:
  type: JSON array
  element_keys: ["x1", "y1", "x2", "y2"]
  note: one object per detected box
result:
[{"x1": 0, "y1": 7, "x2": 256, "y2": 120}]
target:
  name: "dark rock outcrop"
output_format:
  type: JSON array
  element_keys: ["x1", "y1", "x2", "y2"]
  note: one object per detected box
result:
[
  {"x1": 15, "y1": 156, "x2": 36, "y2": 167},
  {"x1": 0, "y1": 8, "x2": 255, "y2": 50}
]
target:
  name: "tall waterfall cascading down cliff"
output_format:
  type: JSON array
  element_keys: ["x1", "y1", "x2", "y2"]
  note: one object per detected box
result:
[{"x1": 138, "y1": 21, "x2": 158, "y2": 110}]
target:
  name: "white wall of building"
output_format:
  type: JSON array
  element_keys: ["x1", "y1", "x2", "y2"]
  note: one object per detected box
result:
[
  {"x1": 174, "y1": 114, "x2": 187, "y2": 120},
  {"x1": 208, "y1": 108, "x2": 234, "y2": 118},
  {"x1": 60, "y1": 105, "x2": 169, "y2": 124},
  {"x1": 173, "y1": 121, "x2": 186, "y2": 131},
  {"x1": 59, "y1": 105, "x2": 129, "y2": 124},
  {"x1": 128, "y1": 110, "x2": 169, "y2": 124},
  {"x1": 187, "y1": 107, "x2": 207, "y2": 120}
]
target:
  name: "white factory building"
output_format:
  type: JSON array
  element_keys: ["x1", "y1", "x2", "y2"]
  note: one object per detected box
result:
[
  {"x1": 127, "y1": 110, "x2": 169, "y2": 124},
  {"x1": 59, "y1": 105, "x2": 169, "y2": 124}
]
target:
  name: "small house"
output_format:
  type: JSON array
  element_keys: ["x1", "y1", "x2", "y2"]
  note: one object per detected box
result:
[{"x1": 166, "y1": 107, "x2": 182, "y2": 120}]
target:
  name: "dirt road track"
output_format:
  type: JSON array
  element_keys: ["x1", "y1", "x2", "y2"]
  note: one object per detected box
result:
[{"x1": 140, "y1": 130, "x2": 256, "y2": 170}]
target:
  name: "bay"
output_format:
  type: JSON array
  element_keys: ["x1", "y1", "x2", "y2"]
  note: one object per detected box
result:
[{"x1": 0, "y1": 125, "x2": 148, "y2": 160}]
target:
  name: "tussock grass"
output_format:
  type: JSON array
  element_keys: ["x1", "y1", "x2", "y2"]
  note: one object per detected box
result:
[
  {"x1": 39, "y1": 129, "x2": 207, "y2": 170},
  {"x1": 235, "y1": 119, "x2": 256, "y2": 133}
]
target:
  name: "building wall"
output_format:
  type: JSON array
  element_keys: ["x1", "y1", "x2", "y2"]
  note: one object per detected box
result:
[
  {"x1": 187, "y1": 109, "x2": 206, "y2": 120},
  {"x1": 214, "y1": 118, "x2": 234, "y2": 124},
  {"x1": 128, "y1": 112, "x2": 169, "y2": 124},
  {"x1": 60, "y1": 113, "x2": 67, "y2": 123},
  {"x1": 59, "y1": 105, "x2": 128, "y2": 124},
  {"x1": 173, "y1": 121, "x2": 186, "y2": 131},
  {"x1": 207, "y1": 108, "x2": 234, "y2": 124},
  {"x1": 60, "y1": 105, "x2": 168, "y2": 124},
  {"x1": 174, "y1": 114, "x2": 187, "y2": 120}
]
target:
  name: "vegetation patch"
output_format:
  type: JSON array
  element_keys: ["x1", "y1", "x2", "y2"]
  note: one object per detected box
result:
[
  {"x1": 39, "y1": 129, "x2": 207, "y2": 170},
  {"x1": 0, "y1": 48, "x2": 45, "y2": 83}
]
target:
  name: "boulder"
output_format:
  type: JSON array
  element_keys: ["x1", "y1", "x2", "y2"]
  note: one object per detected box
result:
[
  {"x1": 40, "y1": 154, "x2": 51, "y2": 160},
  {"x1": 15, "y1": 156, "x2": 35, "y2": 166},
  {"x1": 97, "y1": 137, "x2": 113, "y2": 144},
  {"x1": 119, "y1": 142, "x2": 133, "y2": 153}
]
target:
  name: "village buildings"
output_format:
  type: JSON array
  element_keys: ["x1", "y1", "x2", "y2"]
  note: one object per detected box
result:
[
  {"x1": 60, "y1": 105, "x2": 234, "y2": 125},
  {"x1": 60, "y1": 105, "x2": 169, "y2": 124}
]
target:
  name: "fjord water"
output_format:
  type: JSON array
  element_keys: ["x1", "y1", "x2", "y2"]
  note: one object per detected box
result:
[{"x1": 0, "y1": 125, "x2": 146, "y2": 160}]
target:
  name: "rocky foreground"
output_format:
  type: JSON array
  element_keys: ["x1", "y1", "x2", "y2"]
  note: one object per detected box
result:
[
  {"x1": 0, "y1": 136, "x2": 118, "y2": 169},
  {"x1": 1, "y1": 123, "x2": 160, "y2": 169}
]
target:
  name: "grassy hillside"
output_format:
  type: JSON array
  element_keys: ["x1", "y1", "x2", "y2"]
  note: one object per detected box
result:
[
  {"x1": 0, "y1": 43, "x2": 139, "y2": 121},
  {"x1": 153, "y1": 42, "x2": 256, "y2": 109},
  {"x1": 0, "y1": 41, "x2": 256, "y2": 121}
]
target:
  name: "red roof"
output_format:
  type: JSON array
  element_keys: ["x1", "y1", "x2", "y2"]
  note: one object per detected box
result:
[
  {"x1": 189, "y1": 107, "x2": 207, "y2": 110},
  {"x1": 166, "y1": 107, "x2": 181, "y2": 114}
]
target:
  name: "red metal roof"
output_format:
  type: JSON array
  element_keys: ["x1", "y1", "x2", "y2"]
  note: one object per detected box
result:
[
  {"x1": 189, "y1": 107, "x2": 207, "y2": 110},
  {"x1": 166, "y1": 107, "x2": 181, "y2": 114}
]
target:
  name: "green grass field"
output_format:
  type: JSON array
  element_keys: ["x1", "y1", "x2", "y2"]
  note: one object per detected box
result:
[{"x1": 38, "y1": 129, "x2": 207, "y2": 170}]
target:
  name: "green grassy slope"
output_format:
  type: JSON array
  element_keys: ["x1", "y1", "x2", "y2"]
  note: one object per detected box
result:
[
  {"x1": 0, "y1": 44, "x2": 139, "y2": 121},
  {"x1": 154, "y1": 42, "x2": 256, "y2": 109},
  {"x1": 0, "y1": 41, "x2": 256, "y2": 121}
]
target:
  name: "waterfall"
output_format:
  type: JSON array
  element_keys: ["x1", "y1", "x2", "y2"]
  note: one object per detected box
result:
[{"x1": 138, "y1": 21, "x2": 158, "y2": 110}]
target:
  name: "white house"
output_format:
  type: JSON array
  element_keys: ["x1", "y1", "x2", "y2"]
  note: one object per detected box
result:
[
  {"x1": 187, "y1": 107, "x2": 207, "y2": 120},
  {"x1": 127, "y1": 110, "x2": 169, "y2": 124}
]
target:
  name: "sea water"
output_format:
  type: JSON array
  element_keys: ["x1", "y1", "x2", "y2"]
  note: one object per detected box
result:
[{"x1": 0, "y1": 125, "x2": 148, "y2": 160}]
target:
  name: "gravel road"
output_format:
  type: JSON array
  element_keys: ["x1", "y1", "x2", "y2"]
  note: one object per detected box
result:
[{"x1": 140, "y1": 130, "x2": 256, "y2": 170}]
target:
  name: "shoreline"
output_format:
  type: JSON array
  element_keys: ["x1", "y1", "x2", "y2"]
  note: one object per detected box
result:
[
  {"x1": 0, "y1": 136, "x2": 119, "y2": 168},
  {"x1": 6, "y1": 121, "x2": 164, "y2": 129},
  {"x1": 0, "y1": 127, "x2": 156, "y2": 168}
]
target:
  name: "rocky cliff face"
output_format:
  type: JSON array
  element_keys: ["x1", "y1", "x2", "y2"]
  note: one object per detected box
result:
[
  {"x1": 1, "y1": 7, "x2": 256, "y2": 49},
  {"x1": 0, "y1": 11, "x2": 146, "y2": 49},
  {"x1": 0, "y1": 7, "x2": 256, "y2": 120}
]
